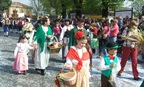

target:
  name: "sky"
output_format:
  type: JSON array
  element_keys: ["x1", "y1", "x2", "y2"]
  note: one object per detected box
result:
[{"x1": 12, "y1": 0, "x2": 30, "y2": 6}]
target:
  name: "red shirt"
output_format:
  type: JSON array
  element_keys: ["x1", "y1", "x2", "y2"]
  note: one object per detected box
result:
[
  {"x1": 110, "y1": 23, "x2": 119, "y2": 37},
  {"x1": 93, "y1": 27, "x2": 98, "y2": 35},
  {"x1": 17, "y1": 20, "x2": 23, "y2": 26}
]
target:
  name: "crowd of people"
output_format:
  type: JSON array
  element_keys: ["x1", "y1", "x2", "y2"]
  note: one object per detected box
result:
[{"x1": 1, "y1": 15, "x2": 144, "y2": 87}]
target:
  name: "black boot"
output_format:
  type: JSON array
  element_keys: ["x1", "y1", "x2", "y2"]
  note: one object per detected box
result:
[
  {"x1": 41, "y1": 69, "x2": 45, "y2": 75},
  {"x1": 35, "y1": 68, "x2": 41, "y2": 71},
  {"x1": 62, "y1": 57, "x2": 66, "y2": 63},
  {"x1": 23, "y1": 71, "x2": 27, "y2": 75}
]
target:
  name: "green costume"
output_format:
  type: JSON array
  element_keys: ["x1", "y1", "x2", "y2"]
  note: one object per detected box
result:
[
  {"x1": 33, "y1": 25, "x2": 53, "y2": 70},
  {"x1": 102, "y1": 55, "x2": 118, "y2": 77},
  {"x1": 34, "y1": 25, "x2": 53, "y2": 52},
  {"x1": 68, "y1": 27, "x2": 87, "y2": 49}
]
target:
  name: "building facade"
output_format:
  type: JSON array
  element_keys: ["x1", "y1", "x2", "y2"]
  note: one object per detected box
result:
[{"x1": 7, "y1": 2, "x2": 32, "y2": 18}]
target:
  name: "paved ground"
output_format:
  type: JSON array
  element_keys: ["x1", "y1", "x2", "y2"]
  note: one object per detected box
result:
[{"x1": 0, "y1": 27, "x2": 144, "y2": 87}]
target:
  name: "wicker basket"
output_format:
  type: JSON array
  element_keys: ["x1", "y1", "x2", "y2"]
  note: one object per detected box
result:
[
  {"x1": 48, "y1": 36, "x2": 62, "y2": 54},
  {"x1": 59, "y1": 67, "x2": 76, "y2": 86}
]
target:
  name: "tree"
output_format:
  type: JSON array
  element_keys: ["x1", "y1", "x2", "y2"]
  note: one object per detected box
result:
[
  {"x1": 30, "y1": 0, "x2": 43, "y2": 19},
  {"x1": 40, "y1": 0, "x2": 124, "y2": 18},
  {"x1": 82, "y1": 0, "x2": 124, "y2": 18},
  {"x1": 0, "y1": 0, "x2": 12, "y2": 11},
  {"x1": 132, "y1": 0, "x2": 144, "y2": 18},
  {"x1": 40, "y1": 0, "x2": 73, "y2": 18},
  {"x1": 73, "y1": 0, "x2": 83, "y2": 18}
]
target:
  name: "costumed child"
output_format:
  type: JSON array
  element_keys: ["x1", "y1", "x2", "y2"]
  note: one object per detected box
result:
[
  {"x1": 13, "y1": 34, "x2": 33, "y2": 75},
  {"x1": 64, "y1": 30, "x2": 92, "y2": 87},
  {"x1": 99, "y1": 42, "x2": 121, "y2": 87}
]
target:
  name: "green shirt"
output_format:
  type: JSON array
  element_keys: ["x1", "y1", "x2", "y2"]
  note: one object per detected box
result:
[
  {"x1": 68, "y1": 27, "x2": 87, "y2": 49},
  {"x1": 33, "y1": 25, "x2": 53, "y2": 52},
  {"x1": 101, "y1": 55, "x2": 118, "y2": 78}
]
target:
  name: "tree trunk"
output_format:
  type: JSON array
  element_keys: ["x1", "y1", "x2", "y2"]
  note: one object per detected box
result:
[
  {"x1": 61, "y1": 3, "x2": 66, "y2": 19},
  {"x1": 75, "y1": 5, "x2": 82, "y2": 18},
  {"x1": 73, "y1": 0, "x2": 83, "y2": 19},
  {"x1": 102, "y1": 1, "x2": 108, "y2": 18}
]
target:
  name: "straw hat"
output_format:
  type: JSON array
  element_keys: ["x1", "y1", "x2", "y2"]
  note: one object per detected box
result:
[{"x1": 130, "y1": 20, "x2": 138, "y2": 27}]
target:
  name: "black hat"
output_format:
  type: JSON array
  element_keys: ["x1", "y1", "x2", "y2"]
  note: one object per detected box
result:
[
  {"x1": 106, "y1": 42, "x2": 120, "y2": 49},
  {"x1": 65, "y1": 19, "x2": 70, "y2": 22},
  {"x1": 77, "y1": 18, "x2": 85, "y2": 22}
]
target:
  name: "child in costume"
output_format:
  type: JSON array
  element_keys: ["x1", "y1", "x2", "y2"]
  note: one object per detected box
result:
[
  {"x1": 99, "y1": 42, "x2": 121, "y2": 87},
  {"x1": 13, "y1": 34, "x2": 33, "y2": 75},
  {"x1": 64, "y1": 30, "x2": 92, "y2": 87}
]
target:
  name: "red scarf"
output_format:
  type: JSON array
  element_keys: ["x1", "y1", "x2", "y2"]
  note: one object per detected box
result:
[
  {"x1": 66, "y1": 48, "x2": 90, "y2": 71},
  {"x1": 109, "y1": 55, "x2": 115, "y2": 60}
]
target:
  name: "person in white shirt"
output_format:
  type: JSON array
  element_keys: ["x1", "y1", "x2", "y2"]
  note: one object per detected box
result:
[{"x1": 59, "y1": 19, "x2": 74, "y2": 61}]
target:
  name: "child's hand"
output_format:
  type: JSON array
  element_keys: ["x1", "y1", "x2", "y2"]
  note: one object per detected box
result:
[
  {"x1": 64, "y1": 63, "x2": 71, "y2": 69},
  {"x1": 110, "y1": 63, "x2": 115, "y2": 68},
  {"x1": 47, "y1": 35, "x2": 52, "y2": 39},
  {"x1": 33, "y1": 44, "x2": 38, "y2": 50}
]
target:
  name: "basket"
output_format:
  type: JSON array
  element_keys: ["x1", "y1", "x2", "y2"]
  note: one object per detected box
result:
[
  {"x1": 48, "y1": 36, "x2": 62, "y2": 54},
  {"x1": 59, "y1": 67, "x2": 76, "y2": 86}
]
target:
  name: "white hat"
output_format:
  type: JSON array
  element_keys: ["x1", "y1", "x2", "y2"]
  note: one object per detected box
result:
[{"x1": 26, "y1": 18, "x2": 31, "y2": 22}]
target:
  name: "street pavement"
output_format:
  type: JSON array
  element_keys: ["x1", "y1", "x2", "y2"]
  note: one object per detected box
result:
[{"x1": 0, "y1": 27, "x2": 143, "y2": 87}]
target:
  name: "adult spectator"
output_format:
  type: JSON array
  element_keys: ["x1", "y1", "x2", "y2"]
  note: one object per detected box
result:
[
  {"x1": 59, "y1": 19, "x2": 74, "y2": 61},
  {"x1": 138, "y1": 16, "x2": 144, "y2": 30},
  {"x1": 109, "y1": 19, "x2": 119, "y2": 42}
]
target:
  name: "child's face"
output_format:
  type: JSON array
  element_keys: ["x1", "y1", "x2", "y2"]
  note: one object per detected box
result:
[
  {"x1": 77, "y1": 39, "x2": 87, "y2": 48},
  {"x1": 21, "y1": 38, "x2": 27, "y2": 43},
  {"x1": 108, "y1": 49, "x2": 117, "y2": 55}
]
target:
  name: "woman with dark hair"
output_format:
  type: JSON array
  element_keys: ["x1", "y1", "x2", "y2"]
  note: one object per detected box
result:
[
  {"x1": 33, "y1": 16, "x2": 53, "y2": 75},
  {"x1": 53, "y1": 21, "x2": 61, "y2": 40},
  {"x1": 60, "y1": 19, "x2": 74, "y2": 61},
  {"x1": 97, "y1": 19, "x2": 110, "y2": 58},
  {"x1": 64, "y1": 30, "x2": 92, "y2": 87}
]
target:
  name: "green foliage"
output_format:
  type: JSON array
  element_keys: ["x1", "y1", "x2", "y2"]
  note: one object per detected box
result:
[
  {"x1": 40, "y1": 0, "x2": 73, "y2": 15},
  {"x1": 82, "y1": 0, "x2": 124, "y2": 13},
  {"x1": 39, "y1": 0, "x2": 124, "y2": 17},
  {"x1": 0, "y1": 0, "x2": 12, "y2": 10},
  {"x1": 132, "y1": 0, "x2": 144, "y2": 18}
]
